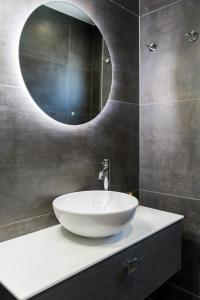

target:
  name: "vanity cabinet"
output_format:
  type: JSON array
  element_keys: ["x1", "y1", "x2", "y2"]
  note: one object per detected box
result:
[{"x1": 0, "y1": 221, "x2": 182, "y2": 300}]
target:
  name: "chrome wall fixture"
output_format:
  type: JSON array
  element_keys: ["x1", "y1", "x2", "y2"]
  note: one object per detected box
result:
[
  {"x1": 146, "y1": 30, "x2": 199, "y2": 52},
  {"x1": 103, "y1": 56, "x2": 111, "y2": 63},
  {"x1": 146, "y1": 42, "x2": 158, "y2": 52},
  {"x1": 184, "y1": 30, "x2": 199, "y2": 43}
]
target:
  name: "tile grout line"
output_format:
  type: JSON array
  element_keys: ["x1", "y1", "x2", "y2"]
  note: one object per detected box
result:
[
  {"x1": 139, "y1": 97, "x2": 200, "y2": 106},
  {"x1": 0, "y1": 212, "x2": 54, "y2": 229},
  {"x1": 139, "y1": 4, "x2": 197, "y2": 300},
  {"x1": 20, "y1": 52, "x2": 70, "y2": 67},
  {"x1": 140, "y1": 189, "x2": 200, "y2": 202},
  {"x1": 0, "y1": 83, "x2": 22, "y2": 89},
  {"x1": 108, "y1": 0, "x2": 139, "y2": 17},
  {"x1": 109, "y1": 99, "x2": 139, "y2": 106},
  {"x1": 139, "y1": 8, "x2": 141, "y2": 192},
  {"x1": 166, "y1": 281, "x2": 200, "y2": 299},
  {"x1": 140, "y1": 0, "x2": 183, "y2": 17}
]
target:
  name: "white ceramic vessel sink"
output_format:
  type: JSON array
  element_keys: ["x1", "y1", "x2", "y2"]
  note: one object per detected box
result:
[{"x1": 53, "y1": 191, "x2": 138, "y2": 238}]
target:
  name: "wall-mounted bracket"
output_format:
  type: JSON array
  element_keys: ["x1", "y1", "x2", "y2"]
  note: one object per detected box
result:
[
  {"x1": 184, "y1": 30, "x2": 199, "y2": 43},
  {"x1": 146, "y1": 42, "x2": 158, "y2": 52}
]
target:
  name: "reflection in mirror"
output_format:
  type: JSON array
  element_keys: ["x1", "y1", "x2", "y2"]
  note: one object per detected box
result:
[{"x1": 19, "y1": 2, "x2": 112, "y2": 125}]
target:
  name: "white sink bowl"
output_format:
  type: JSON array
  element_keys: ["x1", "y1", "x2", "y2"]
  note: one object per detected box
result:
[{"x1": 53, "y1": 191, "x2": 138, "y2": 238}]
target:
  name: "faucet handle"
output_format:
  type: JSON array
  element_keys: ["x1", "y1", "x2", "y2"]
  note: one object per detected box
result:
[
  {"x1": 102, "y1": 158, "x2": 109, "y2": 167},
  {"x1": 98, "y1": 171, "x2": 104, "y2": 180}
]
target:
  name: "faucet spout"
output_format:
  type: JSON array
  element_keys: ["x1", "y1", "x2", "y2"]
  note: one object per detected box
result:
[{"x1": 98, "y1": 159, "x2": 110, "y2": 190}]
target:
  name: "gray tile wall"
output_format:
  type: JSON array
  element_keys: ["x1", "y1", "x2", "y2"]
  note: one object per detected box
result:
[
  {"x1": 140, "y1": 0, "x2": 200, "y2": 299},
  {"x1": 110, "y1": 0, "x2": 139, "y2": 16},
  {"x1": 140, "y1": 0, "x2": 181, "y2": 16},
  {"x1": 0, "y1": 0, "x2": 139, "y2": 241}
]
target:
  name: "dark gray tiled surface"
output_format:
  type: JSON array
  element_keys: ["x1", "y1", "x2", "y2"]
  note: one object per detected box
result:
[
  {"x1": 69, "y1": 15, "x2": 95, "y2": 69},
  {"x1": 0, "y1": 87, "x2": 139, "y2": 229},
  {"x1": 140, "y1": 185, "x2": 200, "y2": 297},
  {"x1": 0, "y1": 0, "x2": 139, "y2": 104},
  {"x1": 140, "y1": 190, "x2": 200, "y2": 297},
  {"x1": 20, "y1": 54, "x2": 94, "y2": 117},
  {"x1": 0, "y1": 0, "x2": 30, "y2": 87},
  {"x1": 140, "y1": 0, "x2": 181, "y2": 16},
  {"x1": 140, "y1": 190, "x2": 200, "y2": 246},
  {"x1": 140, "y1": 100, "x2": 200, "y2": 200},
  {"x1": 0, "y1": 0, "x2": 139, "y2": 239},
  {"x1": 140, "y1": 0, "x2": 200, "y2": 104},
  {"x1": 20, "y1": 6, "x2": 69, "y2": 64},
  {"x1": 140, "y1": 1, "x2": 200, "y2": 299},
  {"x1": 110, "y1": 0, "x2": 139, "y2": 15},
  {"x1": 149, "y1": 282, "x2": 199, "y2": 300},
  {"x1": 171, "y1": 239, "x2": 200, "y2": 297},
  {"x1": 75, "y1": 0, "x2": 139, "y2": 103},
  {"x1": 0, "y1": 213, "x2": 58, "y2": 243},
  {"x1": 20, "y1": 55, "x2": 70, "y2": 111}
]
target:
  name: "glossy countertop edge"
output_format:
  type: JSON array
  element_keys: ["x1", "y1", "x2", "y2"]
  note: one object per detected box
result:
[{"x1": 0, "y1": 206, "x2": 184, "y2": 300}]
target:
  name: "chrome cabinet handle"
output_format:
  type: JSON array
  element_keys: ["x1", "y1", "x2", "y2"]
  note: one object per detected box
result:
[{"x1": 125, "y1": 257, "x2": 138, "y2": 276}]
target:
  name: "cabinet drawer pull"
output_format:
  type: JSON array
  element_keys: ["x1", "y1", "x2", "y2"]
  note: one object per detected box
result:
[{"x1": 125, "y1": 257, "x2": 138, "y2": 276}]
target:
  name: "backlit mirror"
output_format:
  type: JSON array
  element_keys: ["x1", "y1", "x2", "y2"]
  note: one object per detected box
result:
[{"x1": 19, "y1": 2, "x2": 112, "y2": 125}]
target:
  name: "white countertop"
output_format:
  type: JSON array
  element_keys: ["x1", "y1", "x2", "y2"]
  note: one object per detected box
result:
[{"x1": 0, "y1": 206, "x2": 183, "y2": 300}]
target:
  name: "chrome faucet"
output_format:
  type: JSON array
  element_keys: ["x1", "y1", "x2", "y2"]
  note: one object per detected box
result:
[{"x1": 98, "y1": 159, "x2": 110, "y2": 191}]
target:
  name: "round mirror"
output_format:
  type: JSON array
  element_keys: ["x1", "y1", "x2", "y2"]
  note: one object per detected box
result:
[{"x1": 19, "y1": 2, "x2": 112, "y2": 125}]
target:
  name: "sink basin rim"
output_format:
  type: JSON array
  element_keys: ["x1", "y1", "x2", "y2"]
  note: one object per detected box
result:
[{"x1": 53, "y1": 190, "x2": 138, "y2": 216}]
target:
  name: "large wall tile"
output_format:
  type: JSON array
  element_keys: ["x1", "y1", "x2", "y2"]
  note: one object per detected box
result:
[
  {"x1": 68, "y1": 15, "x2": 94, "y2": 69},
  {"x1": 140, "y1": 190, "x2": 200, "y2": 296},
  {"x1": 140, "y1": 100, "x2": 200, "y2": 199},
  {"x1": 20, "y1": 55, "x2": 70, "y2": 112},
  {"x1": 75, "y1": 0, "x2": 139, "y2": 103},
  {"x1": 89, "y1": 100, "x2": 139, "y2": 193},
  {"x1": 140, "y1": 1, "x2": 200, "y2": 300},
  {"x1": 140, "y1": 190, "x2": 200, "y2": 246},
  {"x1": 110, "y1": 0, "x2": 139, "y2": 15},
  {"x1": 0, "y1": 85, "x2": 139, "y2": 228},
  {"x1": 140, "y1": 0, "x2": 200, "y2": 104},
  {"x1": 0, "y1": 213, "x2": 58, "y2": 242},
  {"x1": 140, "y1": 0, "x2": 180, "y2": 16},
  {"x1": 20, "y1": 5, "x2": 69, "y2": 64}
]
